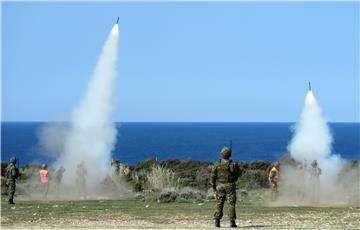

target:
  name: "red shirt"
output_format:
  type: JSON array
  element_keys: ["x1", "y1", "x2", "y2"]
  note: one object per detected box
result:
[{"x1": 39, "y1": 169, "x2": 49, "y2": 183}]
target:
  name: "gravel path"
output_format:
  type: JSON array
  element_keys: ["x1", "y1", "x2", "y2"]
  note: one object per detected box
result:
[{"x1": 2, "y1": 207, "x2": 359, "y2": 229}]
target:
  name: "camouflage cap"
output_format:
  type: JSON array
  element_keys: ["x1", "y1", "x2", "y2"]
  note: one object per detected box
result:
[
  {"x1": 10, "y1": 156, "x2": 17, "y2": 164},
  {"x1": 220, "y1": 147, "x2": 232, "y2": 159}
]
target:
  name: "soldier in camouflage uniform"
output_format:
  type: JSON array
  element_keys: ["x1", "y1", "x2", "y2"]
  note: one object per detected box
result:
[
  {"x1": 6, "y1": 156, "x2": 19, "y2": 204},
  {"x1": 211, "y1": 147, "x2": 241, "y2": 228}
]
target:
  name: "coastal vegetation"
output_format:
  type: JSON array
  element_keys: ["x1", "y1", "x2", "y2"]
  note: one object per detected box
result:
[{"x1": 1, "y1": 156, "x2": 359, "y2": 204}]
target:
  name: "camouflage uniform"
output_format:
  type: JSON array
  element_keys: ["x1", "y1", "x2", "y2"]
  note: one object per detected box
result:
[
  {"x1": 211, "y1": 147, "x2": 241, "y2": 227},
  {"x1": 6, "y1": 157, "x2": 19, "y2": 204}
]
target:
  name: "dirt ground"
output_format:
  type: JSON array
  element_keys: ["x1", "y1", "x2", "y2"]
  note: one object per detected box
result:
[{"x1": 1, "y1": 199, "x2": 359, "y2": 229}]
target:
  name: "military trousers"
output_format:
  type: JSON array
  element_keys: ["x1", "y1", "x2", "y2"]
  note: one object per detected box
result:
[
  {"x1": 8, "y1": 181, "x2": 16, "y2": 202},
  {"x1": 214, "y1": 183, "x2": 237, "y2": 220}
]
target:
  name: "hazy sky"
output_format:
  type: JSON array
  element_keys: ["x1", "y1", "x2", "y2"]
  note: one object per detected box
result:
[{"x1": 2, "y1": 2, "x2": 359, "y2": 122}]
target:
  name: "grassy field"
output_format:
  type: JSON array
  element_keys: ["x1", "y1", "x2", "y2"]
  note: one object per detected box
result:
[{"x1": 1, "y1": 197, "x2": 360, "y2": 229}]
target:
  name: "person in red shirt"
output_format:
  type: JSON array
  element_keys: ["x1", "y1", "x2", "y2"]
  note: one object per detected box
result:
[
  {"x1": 268, "y1": 162, "x2": 280, "y2": 201},
  {"x1": 39, "y1": 164, "x2": 50, "y2": 199}
]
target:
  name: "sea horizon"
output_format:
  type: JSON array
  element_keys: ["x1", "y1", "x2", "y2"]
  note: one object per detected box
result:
[{"x1": 1, "y1": 122, "x2": 359, "y2": 166}]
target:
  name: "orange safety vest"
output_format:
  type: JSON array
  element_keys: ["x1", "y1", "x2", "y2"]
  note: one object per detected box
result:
[
  {"x1": 39, "y1": 169, "x2": 49, "y2": 183},
  {"x1": 268, "y1": 167, "x2": 280, "y2": 183}
]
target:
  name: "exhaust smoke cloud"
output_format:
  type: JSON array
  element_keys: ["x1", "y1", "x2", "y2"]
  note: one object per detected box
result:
[
  {"x1": 54, "y1": 24, "x2": 120, "y2": 191},
  {"x1": 286, "y1": 89, "x2": 345, "y2": 203},
  {"x1": 288, "y1": 91, "x2": 333, "y2": 162}
]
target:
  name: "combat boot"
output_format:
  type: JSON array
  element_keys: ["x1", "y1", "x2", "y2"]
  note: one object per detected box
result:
[
  {"x1": 8, "y1": 200, "x2": 15, "y2": 205},
  {"x1": 215, "y1": 218, "x2": 220, "y2": 228},
  {"x1": 230, "y1": 220, "x2": 237, "y2": 228}
]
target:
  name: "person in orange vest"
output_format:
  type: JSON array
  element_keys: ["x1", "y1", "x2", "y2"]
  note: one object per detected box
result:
[
  {"x1": 268, "y1": 162, "x2": 280, "y2": 201},
  {"x1": 39, "y1": 164, "x2": 50, "y2": 199}
]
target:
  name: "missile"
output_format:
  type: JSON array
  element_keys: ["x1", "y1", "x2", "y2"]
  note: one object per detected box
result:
[
  {"x1": 116, "y1": 17, "x2": 119, "y2": 24},
  {"x1": 308, "y1": 82, "x2": 312, "y2": 91}
]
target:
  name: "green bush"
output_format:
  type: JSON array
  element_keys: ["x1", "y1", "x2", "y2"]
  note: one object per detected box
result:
[
  {"x1": 134, "y1": 157, "x2": 157, "y2": 172},
  {"x1": 237, "y1": 169, "x2": 269, "y2": 190},
  {"x1": 177, "y1": 188, "x2": 205, "y2": 203},
  {"x1": 18, "y1": 164, "x2": 39, "y2": 181},
  {"x1": 249, "y1": 160, "x2": 271, "y2": 170},
  {"x1": 158, "y1": 190, "x2": 178, "y2": 203},
  {"x1": 238, "y1": 161, "x2": 248, "y2": 171}
]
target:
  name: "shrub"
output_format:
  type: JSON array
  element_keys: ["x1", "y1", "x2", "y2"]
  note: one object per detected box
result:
[
  {"x1": 112, "y1": 160, "x2": 132, "y2": 182},
  {"x1": 237, "y1": 169, "x2": 268, "y2": 190},
  {"x1": 249, "y1": 160, "x2": 271, "y2": 170},
  {"x1": 19, "y1": 164, "x2": 39, "y2": 181},
  {"x1": 158, "y1": 190, "x2": 178, "y2": 203},
  {"x1": 132, "y1": 172, "x2": 147, "y2": 192},
  {"x1": 134, "y1": 157, "x2": 157, "y2": 172},
  {"x1": 147, "y1": 164, "x2": 179, "y2": 191},
  {"x1": 161, "y1": 159, "x2": 181, "y2": 168},
  {"x1": 176, "y1": 187, "x2": 205, "y2": 202},
  {"x1": 238, "y1": 161, "x2": 248, "y2": 171}
]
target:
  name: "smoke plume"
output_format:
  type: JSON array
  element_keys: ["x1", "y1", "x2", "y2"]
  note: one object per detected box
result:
[
  {"x1": 287, "y1": 90, "x2": 344, "y2": 203},
  {"x1": 36, "y1": 122, "x2": 69, "y2": 159},
  {"x1": 54, "y1": 24, "x2": 120, "y2": 191},
  {"x1": 288, "y1": 91, "x2": 333, "y2": 162}
]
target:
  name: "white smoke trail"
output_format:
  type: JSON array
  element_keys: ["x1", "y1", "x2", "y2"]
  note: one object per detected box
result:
[
  {"x1": 55, "y1": 24, "x2": 119, "y2": 191},
  {"x1": 288, "y1": 91, "x2": 333, "y2": 162},
  {"x1": 287, "y1": 89, "x2": 344, "y2": 202}
]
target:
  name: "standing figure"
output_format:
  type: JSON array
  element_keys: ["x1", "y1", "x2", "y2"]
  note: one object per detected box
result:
[
  {"x1": 309, "y1": 160, "x2": 321, "y2": 204},
  {"x1": 296, "y1": 162, "x2": 307, "y2": 200},
  {"x1": 6, "y1": 156, "x2": 19, "y2": 204},
  {"x1": 211, "y1": 147, "x2": 241, "y2": 228},
  {"x1": 39, "y1": 164, "x2": 50, "y2": 199},
  {"x1": 54, "y1": 166, "x2": 66, "y2": 198},
  {"x1": 268, "y1": 162, "x2": 280, "y2": 201},
  {"x1": 76, "y1": 161, "x2": 87, "y2": 199}
]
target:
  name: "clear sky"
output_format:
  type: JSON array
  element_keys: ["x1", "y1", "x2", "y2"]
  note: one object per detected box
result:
[{"x1": 2, "y1": 1, "x2": 359, "y2": 122}]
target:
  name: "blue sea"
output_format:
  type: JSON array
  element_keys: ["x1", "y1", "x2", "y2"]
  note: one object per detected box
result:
[{"x1": 1, "y1": 122, "x2": 359, "y2": 166}]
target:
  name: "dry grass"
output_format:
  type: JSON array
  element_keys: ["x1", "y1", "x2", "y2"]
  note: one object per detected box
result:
[{"x1": 147, "y1": 164, "x2": 179, "y2": 191}]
